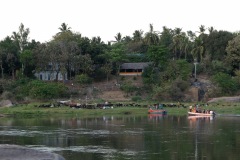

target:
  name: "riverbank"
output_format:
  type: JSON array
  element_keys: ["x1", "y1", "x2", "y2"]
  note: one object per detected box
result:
[{"x1": 1, "y1": 102, "x2": 240, "y2": 118}]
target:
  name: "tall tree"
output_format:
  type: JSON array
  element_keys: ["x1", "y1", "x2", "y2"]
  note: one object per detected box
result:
[
  {"x1": 101, "y1": 62, "x2": 112, "y2": 83},
  {"x1": 11, "y1": 23, "x2": 30, "y2": 75},
  {"x1": 171, "y1": 28, "x2": 190, "y2": 59},
  {"x1": 0, "y1": 36, "x2": 19, "y2": 79},
  {"x1": 208, "y1": 26, "x2": 215, "y2": 34},
  {"x1": 6, "y1": 53, "x2": 17, "y2": 79},
  {"x1": 191, "y1": 37, "x2": 204, "y2": 62},
  {"x1": 0, "y1": 47, "x2": 5, "y2": 78},
  {"x1": 159, "y1": 26, "x2": 173, "y2": 48},
  {"x1": 144, "y1": 24, "x2": 160, "y2": 45},
  {"x1": 204, "y1": 30, "x2": 234, "y2": 61},
  {"x1": 20, "y1": 50, "x2": 34, "y2": 77},
  {"x1": 133, "y1": 30, "x2": 143, "y2": 42},
  {"x1": 58, "y1": 23, "x2": 71, "y2": 32},
  {"x1": 147, "y1": 45, "x2": 168, "y2": 70},
  {"x1": 226, "y1": 35, "x2": 240, "y2": 70},
  {"x1": 199, "y1": 25, "x2": 206, "y2": 34},
  {"x1": 115, "y1": 32, "x2": 122, "y2": 42}
]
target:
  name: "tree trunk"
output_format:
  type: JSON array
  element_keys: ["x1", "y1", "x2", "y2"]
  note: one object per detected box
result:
[
  {"x1": 55, "y1": 71, "x2": 59, "y2": 81},
  {"x1": 12, "y1": 68, "x2": 15, "y2": 80},
  {"x1": 0, "y1": 64, "x2": 3, "y2": 79},
  {"x1": 22, "y1": 63, "x2": 24, "y2": 75}
]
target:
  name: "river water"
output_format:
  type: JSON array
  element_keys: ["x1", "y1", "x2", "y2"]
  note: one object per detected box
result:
[{"x1": 0, "y1": 114, "x2": 240, "y2": 160}]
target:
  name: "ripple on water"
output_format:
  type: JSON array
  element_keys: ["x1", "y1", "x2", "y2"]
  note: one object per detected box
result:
[{"x1": 27, "y1": 145, "x2": 137, "y2": 156}]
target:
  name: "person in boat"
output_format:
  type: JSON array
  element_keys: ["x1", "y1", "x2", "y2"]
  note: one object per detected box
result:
[
  {"x1": 159, "y1": 103, "x2": 163, "y2": 109},
  {"x1": 148, "y1": 105, "x2": 152, "y2": 110},
  {"x1": 192, "y1": 106, "x2": 197, "y2": 113},
  {"x1": 202, "y1": 109, "x2": 206, "y2": 113},
  {"x1": 189, "y1": 105, "x2": 192, "y2": 112}
]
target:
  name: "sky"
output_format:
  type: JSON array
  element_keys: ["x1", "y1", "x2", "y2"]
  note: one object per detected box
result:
[{"x1": 1, "y1": 0, "x2": 240, "y2": 43}]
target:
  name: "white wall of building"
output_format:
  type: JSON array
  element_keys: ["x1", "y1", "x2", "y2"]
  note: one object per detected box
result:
[{"x1": 34, "y1": 71, "x2": 67, "y2": 81}]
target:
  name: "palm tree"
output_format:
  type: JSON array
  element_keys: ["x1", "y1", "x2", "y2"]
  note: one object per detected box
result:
[
  {"x1": 199, "y1": 25, "x2": 206, "y2": 34},
  {"x1": 187, "y1": 30, "x2": 196, "y2": 41},
  {"x1": 133, "y1": 30, "x2": 143, "y2": 42},
  {"x1": 144, "y1": 24, "x2": 160, "y2": 45},
  {"x1": 122, "y1": 36, "x2": 132, "y2": 43},
  {"x1": 191, "y1": 37, "x2": 204, "y2": 62},
  {"x1": 11, "y1": 23, "x2": 30, "y2": 75},
  {"x1": 172, "y1": 28, "x2": 191, "y2": 59},
  {"x1": 114, "y1": 32, "x2": 122, "y2": 42},
  {"x1": 58, "y1": 23, "x2": 71, "y2": 32},
  {"x1": 208, "y1": 26, "x2": 215, "y2": 34}
]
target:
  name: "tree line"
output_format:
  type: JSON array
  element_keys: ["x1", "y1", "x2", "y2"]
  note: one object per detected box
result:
[{"x1": 1, "y1": 22, "x2": 240, "y2": 101}]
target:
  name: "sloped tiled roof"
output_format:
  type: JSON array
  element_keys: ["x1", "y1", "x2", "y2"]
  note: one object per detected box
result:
[{"x1": 120, "y1": 62, "x2": 150, "y2": 70}]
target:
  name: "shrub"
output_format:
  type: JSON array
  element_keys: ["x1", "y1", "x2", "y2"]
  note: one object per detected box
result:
[
  {"x1": 212, "y1": 72, "x2": 239, "y2": 95},
  {"x1": 120, "y1": 83, "x2": 137, "y2": 96},
  {"x1": 92, "y1": 68, "x2": 106, "y2": 81},
  {"x1": 152, "y1": 78, "x2": 189, "y2": 101},
  {"x1": 164, "y1": 60, "x2": 191, "y2": 81},
  {"x1": 132, "y1": 96, "x2": 142, "y2": 102},
  {"x1": 27, "y1": 81, "x2": 68, "y2": 99},
  {"x1": 75, "y1": 74, "x2": 92, "y2": 85}
]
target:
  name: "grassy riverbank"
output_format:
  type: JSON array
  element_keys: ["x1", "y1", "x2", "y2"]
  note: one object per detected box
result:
[{"x1": 1, "y1": 102, "x2": 240, "y2": 118}]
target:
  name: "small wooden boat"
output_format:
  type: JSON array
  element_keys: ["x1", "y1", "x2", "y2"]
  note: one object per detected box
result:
[
  {"x1": 188, "y1": 111, "x2": 215, "y2": 117},
  {"x1": 188, "y1": 116, "x2": 214, "y2": 120},
  {"x1": 148, "y1": 109, "x2": 167, "y2": 115}
]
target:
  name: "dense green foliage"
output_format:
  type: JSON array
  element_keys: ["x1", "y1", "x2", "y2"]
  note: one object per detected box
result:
[
  {"x1": 6, "y1": 78, "x2": 68, "y2": 100},
  {"x1": 212, "y1": 72, "x2": 239, "y2": 95},
  {"x1": 75, "y1": 74, "x2": 92, "y2": 84},
  {"x1": 1, "y1": 23, "x2": 240, "y2": 102}
]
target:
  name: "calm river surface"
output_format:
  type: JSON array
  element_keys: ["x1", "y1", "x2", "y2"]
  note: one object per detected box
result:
[{"x1": 0, "y1": 114, "x2": 240, "y2": 160}]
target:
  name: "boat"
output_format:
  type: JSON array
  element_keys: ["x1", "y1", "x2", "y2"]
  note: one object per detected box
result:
[
  {"x1": 148, "y1": 108, "x2": 167, "y2": 115},
  {"x1": 188, "y1": 111, "x2": 215, "y2": 117},
  {"x1": 188, "y1": 115, "x2": 214, "y2": 120}
]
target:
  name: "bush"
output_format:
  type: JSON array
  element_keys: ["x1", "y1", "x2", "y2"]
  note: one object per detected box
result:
[
  {"x1": 75, "y1": 74, "x2": 92, "y2": 85},
  {"x1": 120, "y1": 83, "x2": 137, "y2": 96},
  {"x1": 92, "y1": 68, "x2": 106, "y2": 81},
  {"x1": 212, "y1": 72, "x2": 239, "y2": 95},
  {"x1": 9, "y1": 80, "x2": 68, "y2": 100},
  {"x1": 168, "y1": 79, "x2": 189, "y2": 101},
  {"x1": 27, "y1": 81, "x2": 68, "y2": 99},
  {"x1": 132, "y1": 96, "x2": 142, "y2": 102},
  {"x1": 164, "y1": 60, "x2": 191, "y2": 81},
  {"x1": 152, "y1": 78, "x2": 189, "y2": 101}
]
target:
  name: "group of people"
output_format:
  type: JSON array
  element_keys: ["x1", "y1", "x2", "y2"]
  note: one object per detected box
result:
[
  {"x1": 189, "y1": 104, "x2": 214, "y2": 114},
  {"x1": 148, "y1": 104, "x2": 164, "y2": 110}
]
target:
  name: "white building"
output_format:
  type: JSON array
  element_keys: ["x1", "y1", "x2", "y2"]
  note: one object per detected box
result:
[{"x1": 34, "y1": 71, "x2": 67, "y2": 81}]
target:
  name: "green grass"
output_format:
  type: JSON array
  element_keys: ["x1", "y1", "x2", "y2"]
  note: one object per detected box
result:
[{"x1": 1, "y1": 102, "x2": 240, "y2": 118}]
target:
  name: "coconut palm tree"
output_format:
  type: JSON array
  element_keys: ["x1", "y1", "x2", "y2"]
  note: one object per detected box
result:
[
  {"x1": 58, "y1": 23, "x2": 71, "y2": 32},
  {"x1": 133, "y1": 30, "x2": 143, "y2": 42},
  {"x1": 191, "y1": 37, "x2": 204, "y2": 62},
  {"x1": 199, "y1": 25, "x2": 206, "y2": 34},
  {"x1": 172, "y1": 28, "x2": 191, "y2": 59},
  {"x1": 144, "y1": 24, "x2": 160, "y2": 45},
  {"x1": 208, "y1": 26, "x2": 215, "y2": 34},
  {"x1": 11, "y1": 23, "x2": 30, "y2": 75},
  {"x1": 114, "y1": 32, "x2": 122, "y2": 42}
]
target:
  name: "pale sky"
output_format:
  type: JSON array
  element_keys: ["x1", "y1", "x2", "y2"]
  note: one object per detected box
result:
[{"x1": 1, "y1": 0, "x2": 239, "y2": 43}]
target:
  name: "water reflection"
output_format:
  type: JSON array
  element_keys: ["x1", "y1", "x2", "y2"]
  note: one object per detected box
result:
[
  {"x1": 187, "y1": 116, "x2": 214, "y2": 160},
  {"x1": 0, "y1": 115, "x2": 240, "y2": 160}
]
